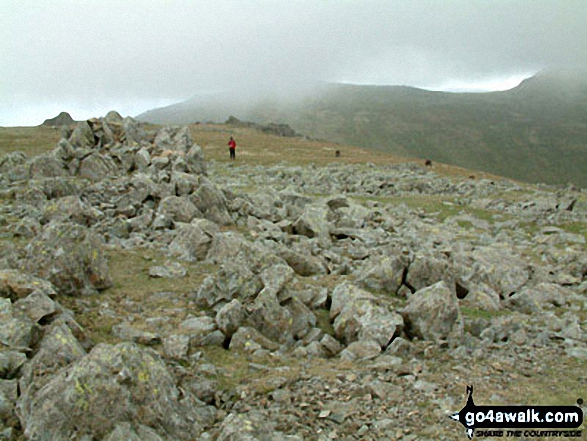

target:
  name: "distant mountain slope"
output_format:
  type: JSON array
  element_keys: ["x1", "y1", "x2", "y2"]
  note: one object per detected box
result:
[{"x1": 138, "y1": 71, "x2": 587, "y2": 187}]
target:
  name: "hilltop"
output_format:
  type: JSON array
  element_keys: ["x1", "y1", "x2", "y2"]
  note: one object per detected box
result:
[
  {"x1": 138, "y1": 70, "x2": 587, "y2": 188},
  {"x1": 40, "y1": 112, "x2": 75, "y2": 127},
  {"x1": 0, "y1": 118, "x2": 586, "y2": 440}
]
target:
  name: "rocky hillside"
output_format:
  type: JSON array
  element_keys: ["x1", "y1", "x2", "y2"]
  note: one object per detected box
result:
[
  {"x1": 0, "y1": 115, "x2": 586, "y2": 440},
  {"x1": 138, "y1": 70, "x2": 587, "y2": 188}
]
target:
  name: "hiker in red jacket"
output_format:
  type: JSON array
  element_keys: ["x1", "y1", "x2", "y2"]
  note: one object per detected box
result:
[{"x1": 228, "y1": 136, "x2": 236, "y2": 160}]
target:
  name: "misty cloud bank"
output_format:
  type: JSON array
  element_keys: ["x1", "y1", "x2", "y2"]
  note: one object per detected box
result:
[{"x1": 1, "y1": 0, "x2": 586, "y2": 125}]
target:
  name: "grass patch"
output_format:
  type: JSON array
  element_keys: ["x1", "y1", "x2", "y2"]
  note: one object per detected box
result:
[
  {"x1": 460, "y1": 307, "x2": 511, "y2": 321},
  {"x1": 314, "y1": 309, "x2": 335, "y2": 337},
  {"x1": 0, "y1": 126, "x2": 61, "y2": 156},
  {"x1": 61, "y1": 246, "x2": 219, "y2": 345}
]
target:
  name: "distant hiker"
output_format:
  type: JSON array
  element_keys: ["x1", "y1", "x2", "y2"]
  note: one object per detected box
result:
[{"x1": 228, "y1": 136, "x2": 236, "y2": 160}]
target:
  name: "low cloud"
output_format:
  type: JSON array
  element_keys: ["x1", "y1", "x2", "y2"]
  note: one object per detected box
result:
[{"x1": 1, "y1": 0, "x2": 586, "y2": 125}]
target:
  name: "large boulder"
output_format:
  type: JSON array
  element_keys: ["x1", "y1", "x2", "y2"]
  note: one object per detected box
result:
[
  {"x1": 17, "y1": 342, "x2": 203, "y2": 440},
  {"x1": 354, "y1": 254, "x2": 405, "y2": 295},
  {"x1": 24, "y1": 221, "x2": 112, "y2": 296},
  {"x1": 452, "y1": 245, "x2": 530, "y2": 298},
  {"x1": 191, "y1": 178, "x2": 232, "y2": 225},
  {"x1": 153, "y1": 126, "x2": 193, "y2": 154},
  {"x1": 78, "y1": 152, "x2": 118, "y2": 182},
  {"x1": 69, "y1": 121, "x2": 95, "y2": 149},
  {"x1": 402, "y1": 281, "x2": 463, "y2": 342},
  {"x1": 157, "y1": 196, "x2": 201, "y2": 224},
  {"x1": 406, "y1": 252, "x2": 452, "y2": 292},
  {"x1": 168, "y1": 222, "x2": 215, "y2": 262},
  {"x1": 18, "y1": 322, "x2": 86, "y2": 407},
  {"x1": 330, "y1": 282, "x2": 403, "y2": 348},
  {"x1": 247, "y1": 291, "x2": 295, "y2": 344},
  {"x1": 42, "y1": 195, "x2": 101, "y2": 226},
  {"x1": 206, "y1": 232, "x2": 284, "y2": 273},
  {"x1": 216, "y1": 299, "x2": 246, "y2": 338},
  {"x1": 196, "y1": 264, "x2": 262, "y2": 308},
  {"x1": 290, "y1": 203, "x2": 332, "y2": 245},
  {"x1": 29, "y1": 154, "x2": 68, "y2": 179}
]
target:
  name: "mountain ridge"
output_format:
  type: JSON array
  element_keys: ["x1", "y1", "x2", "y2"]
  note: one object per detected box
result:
[{"x1": 138, "y1": 71, "x2": 587, "y2": 187}]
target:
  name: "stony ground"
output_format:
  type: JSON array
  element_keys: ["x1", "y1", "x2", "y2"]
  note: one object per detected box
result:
[{"x1": 0, "y1": 117, "x2": 585, "y2": 440}]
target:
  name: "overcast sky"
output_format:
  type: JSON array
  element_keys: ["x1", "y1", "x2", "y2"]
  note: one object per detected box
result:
[{"x1": 1, "y1": 0, "x2": 586, "y2": 126}]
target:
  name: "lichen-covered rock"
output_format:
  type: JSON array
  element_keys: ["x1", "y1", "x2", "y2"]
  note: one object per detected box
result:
[
  {"x1": 508, "y1": 283, "x2": 572, "y2": 313},
  {"x1": 196, "y1": 264, "x2": 262, "y2": 308},
  {"x1": 0, "y1": 270, "x2": 56, "y2": 301},
  {"x1": 0, "y1": 298, "x2": 35, "y2": 350},
  {"x1": 18, "y1": 322, "x2": 86, "y2": 401},
  {"x1": 216, "y1": 299, "x2": 246, "y2": 338},
  {"x1": 291, "y1": 203, "x2": 332, "y2": 245},
  {"x1": 78, "y1": 152, "x2": 118, "y2": 182},
  {"x1": 191, "y1": 178, "x2": 232, "y2": 225},
  {"x1": 17, "y1": 342, "x2": 203, "y2": 441},
  {"x1": 0, "y1": 351, "x2": 27, "y2": 379},
  {"x1": 451, "y1": 245, "x2": 530, "y2": 298},
  {"x1": 24, "y1": 221, "x2": 112, "y2": 296},
  {"x1": 406, "y1": 252, "x2": 452, "y2": 291},
  {"x1": 160, "y1": 196, "x2": 201, "y2": 224},
  {"x1": 69, "y1": 121, "x2": 94, "y2": 149},
  {"x1": 29, "y1": 154, "x2": 68, "y2": 179},
  {"x1": 229, "y1": 327, "x2": 279, "y2": 352},
  {"x1": 13, "y1": 290, "x2": 56, "y2": 323},
  {"x1": 153, "y1": 125, "x2": 193, "y2": 155},
  {"x1": 206, "y1": 232, "x2": 283, "y2": 272},
  {"x1": 330, "y1": 282, "x2": 403, "y2": 348},
  {"x1": 402, "y1": 281, "x2": 463, "y2": 342},
  {"x1": 354, "y1": 254, "x2": 405, "y2": 295},
  {"x1": 103, "y1": 422, "x2": 165, "y2": 441},
  {"x1": 42, "y1": 195, "x2": 101, "y2": 226}
]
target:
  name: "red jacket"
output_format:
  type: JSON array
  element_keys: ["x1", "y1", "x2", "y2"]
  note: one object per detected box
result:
[{"x1": 228, "y1": 139, "x2": 236, "y2": 149}]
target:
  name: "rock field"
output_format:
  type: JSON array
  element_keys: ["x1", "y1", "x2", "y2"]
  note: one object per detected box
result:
[{"x1": 0, "y1": 113, "x2": 585, "y2": 440}]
